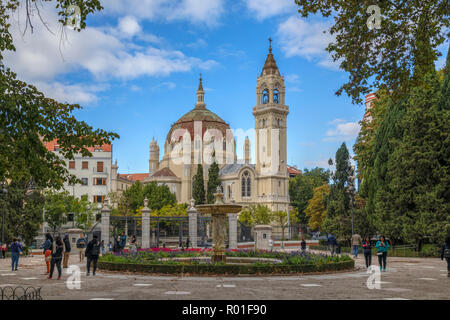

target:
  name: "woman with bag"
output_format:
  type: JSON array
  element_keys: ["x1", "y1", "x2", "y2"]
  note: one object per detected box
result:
[
  {"x1": 41, "y1": 233, "x2": 53, "y2": 274},
  {"x1": 48, "y1": 236, "x2": 64, "y2": 280},
  {"x1": 362, "y1": 236, "x2": 372, "y2": 268},
  {"x1": 375, "y1": 235, "x2": 390, "y2": 272}
]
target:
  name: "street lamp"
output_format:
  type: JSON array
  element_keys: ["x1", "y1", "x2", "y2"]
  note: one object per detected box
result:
[{"x1": 1, "y1": 184, "x2": 8, "y2": 245}]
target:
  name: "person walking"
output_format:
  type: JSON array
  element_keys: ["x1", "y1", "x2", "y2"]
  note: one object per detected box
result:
[
  {"x1": 41, "y1": 233, "x2": 53, "y2": 274},
  {"x1": 119, "y1": 232, "x2": 127, "y2": 255},
  {"x1": 85, "y1": 235, "x2": 101, "y2": 276},
  {"x1": 1, "y1": 242, "x2": 7, "y2": 259},
  {"x1": 76, "y1": 234, "x2": 86, "y2": 262},
  {"x1": 10, "y1": 238, "x2": 23, "y2": 271},
  {"x1": 108, "y1": 241, "x2": 112, "y2": 253},
  {"x1": 362, "y1": 236, "x2": 372, "y2": 268},
  {"x1": 440, "y1": 236, "x2": 450, "y2": 278},
  {"x1": 351, "y1": 233, "x2": 363, "y2": 258},
  {"x1": 375, "y1": 235, "x2": 390, "y2": 272},
  {"x1": 327, "y1": 234, "x2": 337, "y2": 255},
  {"x1": 62, "y1": 233, "x2": 71, "y2": 268},
  {"x1": 48, "y1": 236, "x2": 63, "y2": 280},
  {"x1": 301, "y1": 237, "x2": 307, "y2": 253}
]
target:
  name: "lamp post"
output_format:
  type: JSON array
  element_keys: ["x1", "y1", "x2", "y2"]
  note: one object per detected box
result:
[
  {"x1": 1, "y1": 184, "x2": 8, "y2": 245},
  {"x1": 348, "y1": 165, "x2": 356, "y2": 235}
]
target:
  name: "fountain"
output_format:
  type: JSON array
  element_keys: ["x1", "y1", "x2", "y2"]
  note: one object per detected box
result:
[{"x1": 196, "y1": 186, "x2": 242, "y2": 263}]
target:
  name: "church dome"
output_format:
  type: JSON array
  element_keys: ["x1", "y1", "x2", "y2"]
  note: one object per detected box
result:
[{"x1": 166, "y1": 77, "x2": 230, "y2": 144}]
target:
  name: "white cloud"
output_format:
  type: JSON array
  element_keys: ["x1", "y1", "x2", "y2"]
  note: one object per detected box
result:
[
  {"x1": 103, "y1": 0, "x2": 225, "y2": 27},
  {"x1": 323, "y1": 120, "x2": 360, "y2": 142},
  {"x1": 33, "y1": 82, "x2": 106, "y2": 105},
  {"x1": 187, "y1": 38, "x2": 208, "y2": 49},
  {"x1": 277, "y1": 16, "x2": 340, "y2": 71},
  {"x1": 244, "y1": 0, "x2": 295, "y2": 20},
  {"x1": 4, "y1": 5, "x2": 218, "y2": 89},
  {"x1": 118, "y1": 16, "x2": 141, "y2": 37}
]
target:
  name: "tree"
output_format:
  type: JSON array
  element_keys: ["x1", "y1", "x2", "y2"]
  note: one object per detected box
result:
[
  {"x1": 192, "y1": 164, "x2": 205, "y2": 205},
  {"x1": 44, "y1": 191, "x2": 72, "y2": 235},
  {"x1": 375, "y1": 58, "x2": 450, "y2": 246},
  {"x1": 294, "y1": 1, "x2": 449, "y2": 104},
  {"x1": 289, "y1": 167, "x2": 330, "y2": 224},
  {"x1": 72, "y1": 194, "x2": 96, "y2": 233},
  {"x1": 305, "y1": 184, "x2": 329, "y2": 231},
  {"x1": 238, "y1": 204, "x2": 272, "y2": 227},
  {"x1": 0, "y1": 180, "x2": 44, "y2": 245},
  {"x1": 206, "y1": 161, "x2": 221, "y2": 204},
  {"x1": 323, "y1": 143, "x2": 352, "y2": 240},
  {"x1": 143, "y1": 182, "x2": 177, "y2": 211},
  {"x1": 0, "y1": 1, "x2": 118, "y2": 190},
  {"x1": 272, "y1": 210, "x2": 299, "y2": 241}
]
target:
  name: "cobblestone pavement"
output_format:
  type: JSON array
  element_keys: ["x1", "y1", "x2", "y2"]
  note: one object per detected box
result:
[{"x1": 0, "y1": 253, "x2": 448, "y2": 300}]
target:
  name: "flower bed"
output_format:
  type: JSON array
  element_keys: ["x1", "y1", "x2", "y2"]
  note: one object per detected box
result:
[{"x1": 98, "y1": 250, "x2": 354, "y2": 275}]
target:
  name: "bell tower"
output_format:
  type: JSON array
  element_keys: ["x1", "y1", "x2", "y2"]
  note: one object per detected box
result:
[
  {"x1": 253, "y1": 39, "x2": 289, "y2": 211},
  {"x1": 149, "y1": 137, "x2": 159, "y2": 175}
]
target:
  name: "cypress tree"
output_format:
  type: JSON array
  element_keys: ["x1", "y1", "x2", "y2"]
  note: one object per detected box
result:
[
  {"x1": 192, "y1": 164, "x2": 205, "y2": 205},
  {"x1": 206, "y1": 161, "x2": 221, "y2": 204}
]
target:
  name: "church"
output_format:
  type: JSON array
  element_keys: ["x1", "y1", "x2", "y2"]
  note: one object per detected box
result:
[{"x1": 112, "y1": 43, "x2": 293, "y2": 213}]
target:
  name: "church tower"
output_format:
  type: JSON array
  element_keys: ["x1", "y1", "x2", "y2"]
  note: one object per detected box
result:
[
  {"x1": 149, "y1": 137, "x2": 159, "y2": 175},
  {"x1": 253, "y1": 39, "x2": 289, "y2": 212}
]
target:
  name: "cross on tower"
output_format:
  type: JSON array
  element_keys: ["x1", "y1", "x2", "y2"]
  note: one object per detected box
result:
[{"x1": 268, "y1": 37, "x2": 272, "y2": 52}]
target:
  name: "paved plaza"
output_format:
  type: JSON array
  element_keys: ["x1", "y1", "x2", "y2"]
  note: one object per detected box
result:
[{"x1": 0, "y1": 253, "x2": 448, "y2": 300}]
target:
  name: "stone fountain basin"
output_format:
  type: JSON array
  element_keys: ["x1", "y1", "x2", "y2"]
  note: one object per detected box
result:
[
  {"x1": 158, "y1": 257, "x2": 282, "y2": 265},
  {"x1": 196, "y1": 204, "x2": 242, "y2": 214}
]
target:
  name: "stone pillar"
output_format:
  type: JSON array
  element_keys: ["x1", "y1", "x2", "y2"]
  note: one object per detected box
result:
[
  {"x1": 188, "y1": 199, "x2": 198, "y2": 248},
  {"x1": 141, "y1": 198, "x2": 150, "y2": 249},
  {"x1": 101, "y1": 199, "x2": 111, "y2": 245},
  {"x1": 254, "y1": 225, "x2": 272, "y2": 251},
  {"x1": 228, "y1": 213, "x2": 238, "y2": 249}
]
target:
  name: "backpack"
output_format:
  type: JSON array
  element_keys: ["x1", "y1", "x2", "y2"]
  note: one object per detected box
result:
[
  {"x1": 91, "y1": 241, "x2": 100, "y2": 256},
  {"x1": 444, "y1": 244, "x2": 450, "y2": 258}
]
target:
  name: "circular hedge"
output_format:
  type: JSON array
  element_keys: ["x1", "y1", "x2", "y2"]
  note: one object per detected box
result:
[{"x1": 98, "y1": 250, "x2": 355, "y2": 275}]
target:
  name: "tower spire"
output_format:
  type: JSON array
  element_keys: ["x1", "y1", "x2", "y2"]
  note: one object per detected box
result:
[
  {"x1": 268, "y1": 37, "x2": 272, "y2": 53},
  {"x1": 261, "y1": 38, "x2": 279, "y2": 77},
  {"x1": 195, "y1": 74, "x2": 206, "y2": 109}
]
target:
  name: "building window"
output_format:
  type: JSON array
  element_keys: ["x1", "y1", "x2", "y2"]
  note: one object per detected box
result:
[
  {"x1": 81, "y1": 178, "x2": 88, "y2": 186},
  {"x1": 228, "y1": 185, "x2": 232, "y2": 199},
  {"x1": 93, "y1": 178, "x2": 107, "y2": 186},
  {"x1": 273, "y1": 89, "x2": 279, "y2": 103},
  {"x1": 262, "y1": 89, "x2": 269, "y2": 104},
  {"x1": 68, "y1": 161, "x2": 75, "y2": 169},
  {"x1": 82, "y1": 161, "x2": 88, "y2": 169},
  {"x1": 93, "y1": 195, "x2": 104, "y2": 203},
  {"x1": 97, "y1": 161, "x2": 103, "y2": 172},
  {"x1": 241, "y1": 171, "x2": 251, "y2": 197}
]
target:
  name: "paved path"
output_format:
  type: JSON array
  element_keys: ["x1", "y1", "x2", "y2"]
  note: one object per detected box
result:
[{"x1": 0, "y1": 254, "x2": 448, "y2": 300}]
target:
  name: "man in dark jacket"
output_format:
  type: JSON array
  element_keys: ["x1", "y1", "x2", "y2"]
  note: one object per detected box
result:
[
  {"x1": 63, "y1": 233, "x2": 71, "y2": 268},
  {"x1": 327, "y1": 234, "x2": 337, "y2": 255},
  {"x1": 85, "y1": 235, "x2": 101, "y2": 276},
  {"x1": 441, "y1": 236, "x2": 450, "y2": 278}
]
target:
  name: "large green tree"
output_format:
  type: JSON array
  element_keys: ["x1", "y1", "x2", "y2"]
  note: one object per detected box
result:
[
  {"x1": 0, "y1": 181, "x2": 44, "y2": 245},
  {"x1": 375, "y1": 55, "x2": 450, "y2": 246},
  {"x1": 0, "y1": 1, "x2": 118, "y2": 190},
  {"x1": 323, "y1": 143, "x2": 352, "y2": 239},
  {"x1": 289, "y1": 167, "x2": 330, "y2": 224},
  {"x1": 295, "y1": 0, "x2": 449, "y2": 103},
  {"x1": 206, "y1": 161, "x2": 221, "y2": 204}
]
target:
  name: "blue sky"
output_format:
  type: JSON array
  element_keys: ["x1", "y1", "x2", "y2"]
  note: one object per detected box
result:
[{"x1": 6, "y1": 1, "x2": 446, "y2": 174}]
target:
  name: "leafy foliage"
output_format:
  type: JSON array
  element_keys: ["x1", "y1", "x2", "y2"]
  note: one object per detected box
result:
[
  {"x1": 238, "y1": 204, "x2": 273, "y2": 227},
  {"x1": 305, "y1": 183, "x2": 329, "y2": 231},
  {"x1": 295, "y1": 0, "x2": 449, "y2": 103},
  {"x1": 206, "y1": 161, "x2": 220, "y2": 204},
  {"x1": 192, "y1": 164, "x2": 205, "y2": 205}
]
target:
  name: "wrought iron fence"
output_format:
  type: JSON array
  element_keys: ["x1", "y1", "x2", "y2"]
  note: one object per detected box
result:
[{"x1": 0, "y1": 286, "x2": 42, "y2": 300}]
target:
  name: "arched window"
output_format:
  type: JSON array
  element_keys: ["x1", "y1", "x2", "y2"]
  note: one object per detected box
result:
[
  {"x1": 262, "y1": 89, "x2": 269, "y2": 104},
  {"x1": 241, "y1": 171, "x2": 251, "y2": 197},
  {"x1": 273, "y1": 89, "x2": 279, "y2": 103}
]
